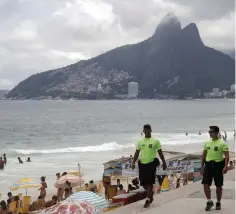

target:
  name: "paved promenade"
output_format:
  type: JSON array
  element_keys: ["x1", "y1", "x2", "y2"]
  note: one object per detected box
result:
[{"x1": 110, "y1": 169, "x2": 235, "y2": 214}]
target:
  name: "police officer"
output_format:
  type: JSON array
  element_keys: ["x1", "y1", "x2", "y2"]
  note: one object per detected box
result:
[{"x1": 201, "y1": 126, "x2": 229, "y2": 211}]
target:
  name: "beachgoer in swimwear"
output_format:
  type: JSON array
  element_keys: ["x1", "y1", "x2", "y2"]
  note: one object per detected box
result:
[
  {"x1": 224, "y1": 131, "x2": 227, "y2": 141},
  {"x1": 26, "y1": 157, "x2": 31, "y2": 162},
  {"x1": 103, "y1": 175, "x2": 111, "y2": 200},
  {"x1": 30, "y1": 196, "x2": 45, "y2": 211},
  {"x1": 89, "y1": 180, "x2": 97, "y2": 193},
  {"x1": 39, "y1": 176, "x2": 47, "y2": 199},
  {"x1": 0, "y1": 200, "x2": 8, "y2": 214},
  {"x1": 56, "y1": 173, "x2": 61, "y2": 202},
  {"x1": 199, "y1": 131, "x2": 201, "y2": 135},
  {"x1": 18, "y1": 157, "x2": 23, "y2": 163},
  {"x1": 116, "y1": 184, "x2": 126, "y2": 195},
  {"x1": 7, "y1": 192, "x2": 14, "y2": 208},
  {"x1": 228, "y1": 161, "x2": 235, "y2": 170},
  {"x1": 0, "y1": 157, "x2": 4, "y2": 170},
  {"x1": 45, "y1": 196, "x2": 57, "y2": 208},
  {"x1": 132, "y1": 179, "x2": 139, "y2": 189},
  {"x1": 56, "y1": 173, "x2": 60, "y2": 180},
  {"x1": 84, "y1": 183, "x2": 89, "y2": 191},
  {"x1": 3, "y1": 154, "x2": 6, "y2": 164},
  {"x1": 127, "y1": 184, "x2": 135, "y2": 193}
]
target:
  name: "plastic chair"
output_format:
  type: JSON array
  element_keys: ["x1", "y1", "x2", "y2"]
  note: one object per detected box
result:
[
  {"x1": 9, "y1": 201, "x2": 17, "y2": 213},
  {"x1": 23, "y1": 196, "x2": 31, "y2": 205},
  {"x1": 17, "y1": 200, "x2": 23, "y2": 213},
  {"x1": 22, "y1": 204, "x2": 30, "y2": 214}
]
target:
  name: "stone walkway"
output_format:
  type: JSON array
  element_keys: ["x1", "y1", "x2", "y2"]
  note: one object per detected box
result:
[{"x1": 109, "y1": 169, "x2": 235, "y2": 214}]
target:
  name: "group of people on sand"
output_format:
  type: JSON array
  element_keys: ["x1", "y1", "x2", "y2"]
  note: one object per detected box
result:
[{"x1": 0, "y1": 176, "x2": 47, "y2": 213}]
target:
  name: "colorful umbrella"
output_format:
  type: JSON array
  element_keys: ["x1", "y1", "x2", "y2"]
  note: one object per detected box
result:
[
  {"x1": 68, "y1": 170, "x2": 84, "y2": 177},
  {"x1": 42, "y1": 199, "x2": 98, "y2": 214},
  {"x1": 11, "y1": 178, "x2": 41, "y2": 195},
  {"x1": 54, "y1": 174, "x2": 84, "y2": 189},
  {"x1": 67, "y1": 191, "x2": 108, "y2": 210}
]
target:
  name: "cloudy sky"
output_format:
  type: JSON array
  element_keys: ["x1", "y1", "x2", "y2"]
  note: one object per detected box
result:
[{"x1": 0, "y1": 0, "x2": 235, "y2": 89}]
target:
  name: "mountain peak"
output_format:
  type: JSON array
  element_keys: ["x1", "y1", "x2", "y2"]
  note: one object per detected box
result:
[
  {"x1": 153, "y1": 12, "x2": 181, "y2": 40},
  {"x1": 160, "y1": 12, "x2": 180, "y2": 24},
  {"x1": 181, "y1": 23, "x2": 204, "y2": 46}
]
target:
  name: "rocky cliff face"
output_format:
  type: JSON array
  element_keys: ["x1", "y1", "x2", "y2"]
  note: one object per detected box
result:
[{"x1": 7, "y1": 13, "x2": 235, "y2": 99}]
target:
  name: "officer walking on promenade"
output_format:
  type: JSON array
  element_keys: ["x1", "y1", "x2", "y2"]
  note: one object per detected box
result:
[
  {"x1": 201, "y1": 126, "x2": 229, "y2": 211},
  {"x1": 132, "y1": 124, "x2": 167, "y2": 208}
]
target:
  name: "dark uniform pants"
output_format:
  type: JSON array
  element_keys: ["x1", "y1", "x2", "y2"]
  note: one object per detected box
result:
[{"x1": 201, "y1": 160, "x2": 225, "y2": 187}]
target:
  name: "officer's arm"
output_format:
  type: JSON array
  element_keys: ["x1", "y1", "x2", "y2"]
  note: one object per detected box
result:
[
  {"x1": 132, "y1": 150, "x2": 140, "y2": 165},
  {"x1": 158, "y1": 149, "x2": 166, "y2": 166},
  {"x1": 224, "y1": 151, "x2": 229, "y2": 168},
  {"x1": 201, "y1": 150, "x2": 207, "y2": 168}
]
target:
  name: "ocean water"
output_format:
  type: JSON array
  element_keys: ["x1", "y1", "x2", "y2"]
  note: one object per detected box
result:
[{"x1": 0, "y1": 99, "x2": 235, "y2": 199}]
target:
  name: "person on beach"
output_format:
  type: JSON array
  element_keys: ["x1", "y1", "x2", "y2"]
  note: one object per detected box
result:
[
  {"x1": 127, "y1": 184, "x2": 135, "y2": 193},
  {"x1": 45, "y1": 196, "x2": 58, "y2": 208},
  {"x1": 0, "y1": 200, "x2": 8, "y2": 214},
  {"x1": 18, "y1": 157, "x2": 23, "y2": 164},
  {"x1": 39, "y1": 176, "x2": 47, "y2": 199},
  {"x1": 227, "y1": 161, "x2": 234, "y2": 170},
  {"x1": 56, "y1": 173, "x2": 61, "y2": 202},
  {"x1": 56, "y1": 173, "x2": 60, "y2": 180},
  {"x1": 199, "y1": 131, "x2": 201, "y2": 135},
  {"x1": 7, "y1": 193, "x2": 14, "y2": 208},
  {"x1": 0, "y1": 157, "x2": 4, "y2": 170},
  {"x1": 3, "y1": 154, "x2": 6, "y2": 165},
  {"x1": 201, "y1": 126, "x2": 229, "y2": 211},
  {"x1": 30, "y1": 196, "x2": 45, "y2": 212},
  {"x1": 89, "y1": 180, "x2": 98, "y2": 193},
  {"x1": 132, "y1": 124, "x2": 167, "y2": 208},
  {"x1": 26, "y1": 157, "x2": 31, "y2": 162},
  {"x1": 116, "y1": 184, "x2": 126, "y2": 195}
]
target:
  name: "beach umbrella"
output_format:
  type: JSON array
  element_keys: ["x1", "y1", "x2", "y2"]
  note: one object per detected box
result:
[
  {"x1": 68, "y1": 170, "x2": 84, "y2": 177},
  {"x1": 54, "y1": 174, "x2": 85, "y2": 189},
  {"x1": 41, "y1": 198, "x2": 99, "y2": 214},
  {"x1": 67, "y1": 191, "x2": 108, "y2": 210},
  {"x1": 10, "y1": 178, "x2": 41, "y2": 195}
]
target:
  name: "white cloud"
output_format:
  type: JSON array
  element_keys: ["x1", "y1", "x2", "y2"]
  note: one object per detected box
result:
[{"x1": 0, "y1": 0, "x2": 234, "y2": 89}]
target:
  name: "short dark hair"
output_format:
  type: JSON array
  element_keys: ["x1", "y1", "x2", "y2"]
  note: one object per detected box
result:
[
  {"x1": 143, "y1": 124, "x2": 151, "y2": 129},
  {"x1": 209, "y1": 126, "x2": 220, "y2": 133},
  {"x1": 7, "y1": 192, "x2": 12, "y2": 196},
  {"x1": 38, "y1": 196, "x2": 43, "y2": 199},
  {"x1": 52, "y1": 195, "x2": 58, "y2": 200}
]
